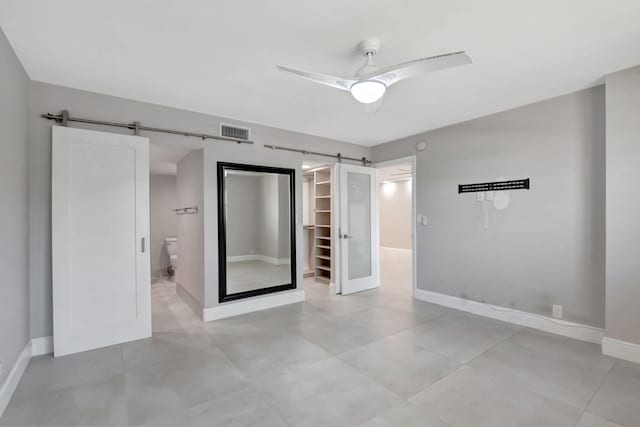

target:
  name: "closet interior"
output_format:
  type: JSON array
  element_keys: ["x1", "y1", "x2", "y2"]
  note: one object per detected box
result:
[{"x1": 303, "y1": 165, "x2": 334, "y2": 285}]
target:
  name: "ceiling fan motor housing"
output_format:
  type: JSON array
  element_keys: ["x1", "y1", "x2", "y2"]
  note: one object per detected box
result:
[{"x1": 359, "y1": 37, "x2": 381, "y2": 56}]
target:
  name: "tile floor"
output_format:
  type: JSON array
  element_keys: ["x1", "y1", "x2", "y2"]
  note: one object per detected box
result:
[{"x1": 2, "y1": 249, "x2": 640, "y2": 426}]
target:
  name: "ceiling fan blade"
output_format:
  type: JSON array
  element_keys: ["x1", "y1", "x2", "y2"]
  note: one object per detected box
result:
[
  {"x1": 364, "y1": 97, "x2": 384, "y2": 115},
  {"x1": 362, "y1": 51, "x2": 471, "y2": 87},
  {"x1": 276, "y1": 65, "x2": 356, "y2": 91}
]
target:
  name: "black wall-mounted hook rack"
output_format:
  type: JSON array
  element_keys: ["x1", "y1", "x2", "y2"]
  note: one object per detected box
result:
[{"x1": 458, "y1": 178, "x2": 530, "y2": 194}]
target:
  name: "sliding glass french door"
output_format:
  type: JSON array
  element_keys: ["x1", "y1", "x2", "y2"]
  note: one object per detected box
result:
[{"x1": 336, "y1": 164, "x2": 379, "y2": 295}]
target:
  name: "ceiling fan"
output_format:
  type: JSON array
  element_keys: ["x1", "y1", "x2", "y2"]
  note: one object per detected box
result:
[{"x1": 276, "y1": 38, "x2": 472, "y2": 113}]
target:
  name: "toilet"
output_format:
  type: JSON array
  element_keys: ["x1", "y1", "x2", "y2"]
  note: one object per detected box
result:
[{"x1": 165, "y1": 237, "x2": 178, "y2": 276}]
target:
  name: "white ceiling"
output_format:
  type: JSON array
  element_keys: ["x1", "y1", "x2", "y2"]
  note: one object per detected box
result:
[
  {"x1": 2, "y1": 1, "x2": 640, "y2": 146},
  {"x1": 378, "y1": 163, "x2": 412, "y2": 182}
]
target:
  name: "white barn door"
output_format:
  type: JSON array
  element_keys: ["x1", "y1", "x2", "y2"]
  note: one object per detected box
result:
[{"x1": 52, "y1": 126, "x2": 151, "y2": 356}]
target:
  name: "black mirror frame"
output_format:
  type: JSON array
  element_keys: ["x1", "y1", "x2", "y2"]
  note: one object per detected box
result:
[{"x1": 217, "y1": 162, "x2": 297, "y2": 303}]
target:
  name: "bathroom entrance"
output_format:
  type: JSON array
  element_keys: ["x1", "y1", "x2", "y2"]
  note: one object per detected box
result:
[{"x1": 148, "y1": 143, "x2": 205, "y2": 332}]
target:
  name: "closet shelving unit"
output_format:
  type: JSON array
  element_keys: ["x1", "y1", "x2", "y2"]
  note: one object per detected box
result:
[
  {"x1": 302, "y1": 172, "x2": 316, "y2": 278},
  {"x1": 313, "y1": 167, "x2": 333, "y2": 285}
]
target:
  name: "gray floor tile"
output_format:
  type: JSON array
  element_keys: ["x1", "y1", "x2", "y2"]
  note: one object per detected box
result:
[
  {"x1": 122, "y1": 327, "x2": 218, "y2": 370},
  {"x1": 125, "y1": 348, "x2": 249, "y2": 426},
  {"x1": 0, "y1": 375, "x2": 127, "y2": 427},
  {"x1": 217, "y1": 329, "x2": 330, "y2": 378},
  {"x1": 185, "y1": 387, "x2": 287, "y2": 427},
  {"x1": 252, "y1": 357, "x2": 403, "y2": 427},
  {"x1": 151, "y1": 286, "x2": 203, "y2": 333},
  {"x1": 338, "y1": 333, "x2": 460, "y2": 397},
  {"x1": 299, "y1": 316, "x2": 387, "y2": 355},
  {"x1": 203, "y1": 302, "x2": 331, "y2": 346},
  {"x1": 4, "y1": 269, "x2": 640, "y2": 427},
  {"x1": 469, "y1": 328, "x2": 614, "y2": 409},
  {"x1": 299, "y1": 306, "x2": 425, "y2": 355},
  {"x1": 304, "y1": 296, "x2": 375, "y2": 316},
  {"x1": 509, "y1": 328, "x2": 615, "y2": 372},
  {"x1": 152, "y1": 303, "x2": 203, "y2": 333},
  {"x1": 409, "y1": 366, "x2": 583, "y2": 427},
  {"x1": 587, "y1": 360, "x2": 640, "y2": 427},
  {"x1": 132, "y1": 387, "x2": 287, "y2": 427},
  {"x1": 394, "y1": 310, "x2": 522, "y2": 363},
  {"x1": 11, "y1": 344, "x2": 123, "y2": 400},
  {"x1": 576, "y1": 412, "x2": 624, "y2": 427},
  {"x1": 359, "y1": 401, "x2": 453, "y2": 427}
]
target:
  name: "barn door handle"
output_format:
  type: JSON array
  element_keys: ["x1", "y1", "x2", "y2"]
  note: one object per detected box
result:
[{"x1": 141, "y1": 237, "x2": 146, "y2": 253}]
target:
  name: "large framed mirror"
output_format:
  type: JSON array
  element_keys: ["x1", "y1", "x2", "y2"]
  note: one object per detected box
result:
[{"x1": 217, "y1": 162, "x2": 296, "y2": 302}]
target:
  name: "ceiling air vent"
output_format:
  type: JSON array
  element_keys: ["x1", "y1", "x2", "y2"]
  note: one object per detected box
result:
[{"x1": 220, "y1": 123, "x2": 250, "y2": 141}]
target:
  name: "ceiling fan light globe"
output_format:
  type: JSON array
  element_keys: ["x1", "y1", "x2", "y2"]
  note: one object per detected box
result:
[{"x1": 350, "y1": 80, "x2": 386, "y2": 104}]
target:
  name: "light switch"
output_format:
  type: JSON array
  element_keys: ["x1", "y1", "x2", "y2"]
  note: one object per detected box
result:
[{"x1": 421, "y1": 215, "x2": 428, "y2": 226}]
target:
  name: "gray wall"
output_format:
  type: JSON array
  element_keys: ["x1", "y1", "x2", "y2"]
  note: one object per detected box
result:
[
  {"x1": 176, "y1": 150, "x2": 205, "y2": 306},
  {"x1": 379, "y1": 180, "x2": 412, "y2": 250},
  {"x1": 28, "y1": 81, "x2": 368, "y2": 335},
  {"x1": 150, "y1": 174, "x2": 177, "y2": 277},
  {"x1": 0, "y1": 29, "x2": 30, "y2": 387},
  {"x1": 372, "y1": 87, "x2": 606, "y2": 327},
  {"x1": 605, "y1": 66, "x2": 640, "y2": 344}
]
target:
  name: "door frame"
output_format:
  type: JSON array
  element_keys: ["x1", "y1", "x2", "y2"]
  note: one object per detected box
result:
[{"x1": 373, "y1": 155, "x2": 417, "y2": 298}]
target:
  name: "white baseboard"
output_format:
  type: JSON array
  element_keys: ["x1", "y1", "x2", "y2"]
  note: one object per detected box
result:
[
  {"x1": 203, "y1": 290, "x2": 305, "y2": 322},
  {"x1": 31, "y1": 336, "x2": 53, "y2": 356},
  {"x1": 176, "y1": 282, "x2": 204, "y2": 320},
  {"x1": 0, "y1": 335, "x2": 54, "y2": 418},
  {"x1": 602, "y1": 337, "x2": 640, "y2": 364},
  {"x1": 0, "y1": 341, "x2": 31, "y2": 418},
  {"x1": 414, "y1": 289, "x2": 604, "y2": 344}
]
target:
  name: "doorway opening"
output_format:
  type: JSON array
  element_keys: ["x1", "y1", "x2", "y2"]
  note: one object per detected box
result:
[
  {"x1": 376, "y1": 158, "x2": 415, "y2": 296},
  {"x1": 149, "y1": 143, "x2": 204, "y2": 333}
]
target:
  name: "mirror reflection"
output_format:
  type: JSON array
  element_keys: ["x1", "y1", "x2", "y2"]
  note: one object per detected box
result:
[{"x1": 219, "y1": 163, "x2": 296, "y2": 302}]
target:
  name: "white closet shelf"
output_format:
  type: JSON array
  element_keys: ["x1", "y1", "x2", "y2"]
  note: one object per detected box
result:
[
  {"x1": 315, "y1": 236, "x2": 331, "y2": 240},
  {"x1": 315, "y1": 255, "x2": 331, "y2": 260},
  {"x1": 316, "y1": 266, "x2": 331, "y2": 272},
  {"x1": 315, "y1": 210, "x2": 331, "y2": 213},
  {"x1": 315, "y1": 195, "x2": 331, "y2": 199},
  {"x1": 316, "y1": 244, "x2": 331, "y2": 249},
  {"x1": 315, "y1": 180, "x2": 331, "y2": 185}
]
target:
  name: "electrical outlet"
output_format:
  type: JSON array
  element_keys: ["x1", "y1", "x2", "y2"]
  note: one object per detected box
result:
[
  {"x1": 552, "y1": 304, "x2": 563, "y2": 319},
  {"x1": 476, "y1": 192, "x2": 485, "y2": 202}
]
